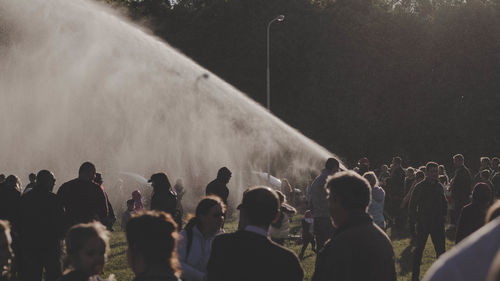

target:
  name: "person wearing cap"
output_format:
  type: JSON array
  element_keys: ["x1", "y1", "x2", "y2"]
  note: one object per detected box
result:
[
  {"x1": 205, "y1": 167, "x2": 231, "y2": 205},
  {"x1": 310, "y1": 158, "x2": 339, "y2": 252},
  {"x1": 206, "y1": 186, "x2": 303, "y2": 281},
  {"x1": 149, "y1": 173, "x2": 178, "y2": 220},
  {"x1": 312, "y1": 171, "x2": 396, "y2": 281}
]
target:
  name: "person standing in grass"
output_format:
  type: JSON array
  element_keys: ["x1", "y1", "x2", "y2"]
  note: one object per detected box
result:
[{"x1": 312, "y1": 171, "x2": 396, "y2": 281}]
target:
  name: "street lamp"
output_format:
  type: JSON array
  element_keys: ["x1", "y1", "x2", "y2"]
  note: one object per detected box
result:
[
  {"x1": 266, "y1": 14, "x2": 285, "y2": 179},
  {"x1": 267, "y1": 14, "x2": 285, "y2": 113}
]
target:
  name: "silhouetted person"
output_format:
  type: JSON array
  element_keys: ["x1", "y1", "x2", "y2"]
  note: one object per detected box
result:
[
  {"x1": 357, "y1": 157, "x2": 370, "y2": 175},
  {"x1": 310, "y1": 158, "x2": 339, "y2": 251},
  {"x1": 312, "y1": 171, "x2": 396, "y2": 281},
  {"x1": 149, "y1": 173, "x2": 178, "y2": 219},
  {"x1": 22, "y1": 173, "x2": 36, "y2": 194},
  {"x1": 94, "y1": 173, "x2": 116, "y2": 231},
  {"x1": 174, "y1": 179, "x2": 186, "y2": 229},
  {"x1": 387, "y1": 156, "x2": 406, "y2": 226},
  {"x1": 18, "y1": 170, "x2": 62, "y2": 281},
  {"x1": 0, "y1": 175, "x2": 5, "y2": 184},
  {"x1": 207, "y1": 186, "x2": 303, "y2": 281},
  {"x1": 205, "y1": 167, "x2": 231, "y2": 205},
  {"x1": 126, "y1": 211, "x2": 181, "y2": 281},
  {"x1": 450, "y1": 154, "x2": 472, "y2": 225},
  {"x1": 409, "y1": 162, "x2": 447, "y2": 281},
  {"x1": 56, "y1": 162, "x2": 108, "y2": 230},
  {"x1": 0, "y1": 175, "x2": 21, "y2": 230},
  {"x1": 455, "y1": 183, "x2": 492, "y2": 244}
]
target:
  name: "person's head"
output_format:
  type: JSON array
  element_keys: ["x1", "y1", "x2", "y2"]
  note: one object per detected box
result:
[
  {"x1": 381, "y1": 165, "x2": 388, "y2": 173},
  {"x1": 438, "y1": 175, "x2": 447, "y2": 185},
  {"x1": 326, "y1": 171, "x2": 371, "y2": 228},
  {"x1": 493, "y1": 158, "x2": 500, "y2": 170},
  {"x1": 132, "y1": 190, "x2": 142, "y2": 201},
  {"x1": 325, "y1": 158, "x2": 340, "y2": 173},
  {"x1": 304, "y1": 210, "x2": 312, "y2": 219},
  {"x1": 36, "y1": 170, "x2": 56, "y2": 192},
  {"x1": 64, "y1": 222, "x2": 109, "y2": 276},
  {"x1": 187, "y1": 196, "x2": 226, "y2": 236},
  {"x1": 486, "y1": 201, "x2": 500, "y2": 223},
  {"x1": 126, "y1": 199, "x2": 135, "y2": 211},
  {"x1": 481, "y1": 157, "x2": 492, "y2": 169},
  {"x1": 148, "y1": 173, "x2": 172, "y2": 190},
  {"x1": 0, "y1": 175, "x2": 5, "y2": 183},
  {"x1": 28, "y1": 173, "x2": 36, "y2": 183},
  {"x1": 471, "y1": 183, "x2": 492, "y2": 208},
  {"x1": 78, "y1": 162, "x2": 96, "y2": 182},
  {"x1": 94, "y1": 173, "x2": 103, "y2": 185},
  {"x1": 363, "y1": 171, "x2": 379, "y2": 188},
  {"x1": 358, "y1": 157, "x2": 370, "y2": 170},
  {"x1": 0, "y1": 220, "x2": 12, "y2": 277},
  {"x1": 4, "y1": 175, "x2": 21, "y2": 191},
  {"x1": 419, "y1": 166, "x2": 426, "y2": 173},
  {"x1": 481, "y1": 170, "x2": 491, "y2": 181},
  {"x1": 392, "y1": 156, "x2": 402, "y2": 167},
  {"x1": 216, "y1": 167, "x2": 232, "y2": 184},
  {"x1": 406, "y1": 167, "x2": 415, "y2": 178},
  {"x1": 438, "y1": 165, "x2": 446, "y2": 175},
  {"x1": 126, "y1": 211, "x2": 179, "y2": 276},
  {"x1": 415, "y1": 170, "x2": 425, "y2": 182},
  {"x1": 453, "y1": 154, "x2": 465, "y2": 167},
  {"x1": 237, "y1": 186, "x2": 280, "y2": 230},
  {"x1": 425, "y1": 162, "x2": 439, "y2": 182}
]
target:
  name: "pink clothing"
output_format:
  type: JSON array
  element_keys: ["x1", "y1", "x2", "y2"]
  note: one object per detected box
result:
[{"x1": 132, "y1": 190, "x2": 144, "y2": 210}]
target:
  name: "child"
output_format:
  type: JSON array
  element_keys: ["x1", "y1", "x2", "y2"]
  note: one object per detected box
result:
[
  {"x1": 121, "y1": 199, "x2": 135, "y2": 230},
  {"x1": 57, "y1": 222, "x2": 114, "y2": 281},
  {"x1": 269, "y1": 191, "x2": 296, "y2": 245},
  {"x1": 299, "y1": 210, "x2": 315, "y2": 260}
]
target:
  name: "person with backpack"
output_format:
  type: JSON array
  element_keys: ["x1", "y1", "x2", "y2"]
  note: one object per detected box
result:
[{"x1": 178, "y1": 196, "x2": 225, "y2": 281}]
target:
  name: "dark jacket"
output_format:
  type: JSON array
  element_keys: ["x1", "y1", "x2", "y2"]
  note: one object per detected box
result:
[
  {"x1": 312, "y1": 212, "x2": 396, "y2": 281},
  {"x1": 206, "y1": 230, "x2": 303, "y2": 281},
  {"x1": 0, "y1": 183, "x2": 20, "y2": 229},
  {"x1": 388, "y1": 166, "x2": 405, "y2": 197},
  {"x1": 451, "y1": 166, "x2": 472, "y2": 201},
  {"x1": 150, "y1": 187, "x2": 177, "y2": 216},
  {"x1": 56, "y1": 178, "x2": 108, "y2": 229},
  {"x1": 132, "y1": 264, "x2": 180, "y2": 281},
  {"x1": 409, "y1": 179, "x2": 447, "y2": 226},
  {"x1": 455, "y1": 203, "x2": 487, "y2": 243},
  {"x1": 205, "y1": 179, "x2": 229, "y2": 204},
  {"x1": 19, "y1": 187, "x2": 63, "y2": 249}
]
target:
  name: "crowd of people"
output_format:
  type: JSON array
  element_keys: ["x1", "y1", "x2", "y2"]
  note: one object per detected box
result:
[{"x1": 0, "y1": 154, "x2": 498, "y2": 281}]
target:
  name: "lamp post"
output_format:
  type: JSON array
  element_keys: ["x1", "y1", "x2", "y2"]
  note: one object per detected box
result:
[{"x1": 266, "y1": 14, "x2": 285, "y2": 179}]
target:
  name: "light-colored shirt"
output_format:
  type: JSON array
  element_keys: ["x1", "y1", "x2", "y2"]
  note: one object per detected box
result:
[{"x1": 244, "y1": 225, "x2": 268, "y2": 237}]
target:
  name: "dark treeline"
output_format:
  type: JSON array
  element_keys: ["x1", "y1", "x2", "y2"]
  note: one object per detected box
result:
[{"x1": 105, "y1": 0, "x2": 499, "y2": 168}]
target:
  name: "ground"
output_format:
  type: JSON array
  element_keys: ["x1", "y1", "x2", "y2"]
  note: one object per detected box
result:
[{"x1": 104, "y1": 214, "x2": 456, "y2": 281}]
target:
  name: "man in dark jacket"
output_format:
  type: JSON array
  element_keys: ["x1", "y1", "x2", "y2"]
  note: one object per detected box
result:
[
  {"x1": 409, "y1": 162, "x2": 448, "y2": 281},
  {"x1": 205, "y1": 167, "x2": 231, "y2": 205},
  {"x1": 312, "y1": 171, "x2": 396, "y2": 281},
  {"x1": 18, "y1": 170, "x2": 63, "y2": 281},
  {"x1": 56, "y1": 162, "x2": 108, "y2": 230},
  {"x1": 149, "y1": 173, "x2": 178, "y2": 218},
  {"x1": 449, "y1": 154, "x2": 472, "y2": 225},
  {"x1": 207, "y1": 186, "x2": 303, "y2": 281}
]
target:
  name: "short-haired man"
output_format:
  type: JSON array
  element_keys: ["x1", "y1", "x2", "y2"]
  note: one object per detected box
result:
[
  {"x1": 310, "y1": 158, "x2": 339, "y2": 251},
  {"x1": 207, "y1": 186, "x2": 303, "y2": 281},
  {"x1": 205, "y1": 167, "x2": 231, "y2": 205},
  {"x1": 449, "y1": 154, "x2": 472, "y2": 225},
  {"x1": 56, "y1": 162, "x2": 108, "y2": 229},
  {"x1": 409, "y1": 162, "x2": 448, "y2": 281},
  {"x1": 312, "y1": 171, "x2": 396, "y2": 281}
]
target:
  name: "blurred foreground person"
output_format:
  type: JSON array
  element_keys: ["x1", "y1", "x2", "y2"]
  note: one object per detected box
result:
[
  {"x1": 423, "y1": 217, "x2": 500, "y2": 281},
  {"x1": 57, "y1": 222, "x2": 111, "y2": 281},
  {"x1": 312, "y1": 171, "x2": 396, "y2": 281},
  {"x1": 19, "y1": 170, "x2": 63, "y2": 281},
  {"x1": 0, "y1": 175, "x2": 21, "y2": 229},
  {"x1": 0, "y1": 220, "x2": 13, "y2": 281},
  {"x1": 57, "y1": 162, "x2": 108, "y2": 229},
  {"x1": 205, "y1": 167, "x2": 231, "y2": 205},
  {"x1": 126, "y1": 211, "x2": 181, "y2": 281},
  {"x1": 178, "y1": 196, "x2": 225, "y2": 281},
  {"x1": 310, "y1": 158, "x2": 339, "y2": 251},
  {"x1": 207, "y1": 186, "x2": 303, "y2": 281},
  {"x1": 409, "y1": 162, "x2": 447, "y2": 281},
  {"x1": 455, "y1": 183, "x2": 492, "y2": 244}
]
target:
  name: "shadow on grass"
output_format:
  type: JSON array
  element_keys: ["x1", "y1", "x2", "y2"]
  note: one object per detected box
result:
[
  {"x1": 109, "y1": 250, "x2": 127, "y2": 259},
  {"x1": 398, "y1": 243, "x2": 414, "y2": 275}
]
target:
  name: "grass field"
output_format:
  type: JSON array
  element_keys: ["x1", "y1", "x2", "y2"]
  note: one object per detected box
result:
[{"x1": 104, "y1": 214, "x2": 456, "y2": 281}]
